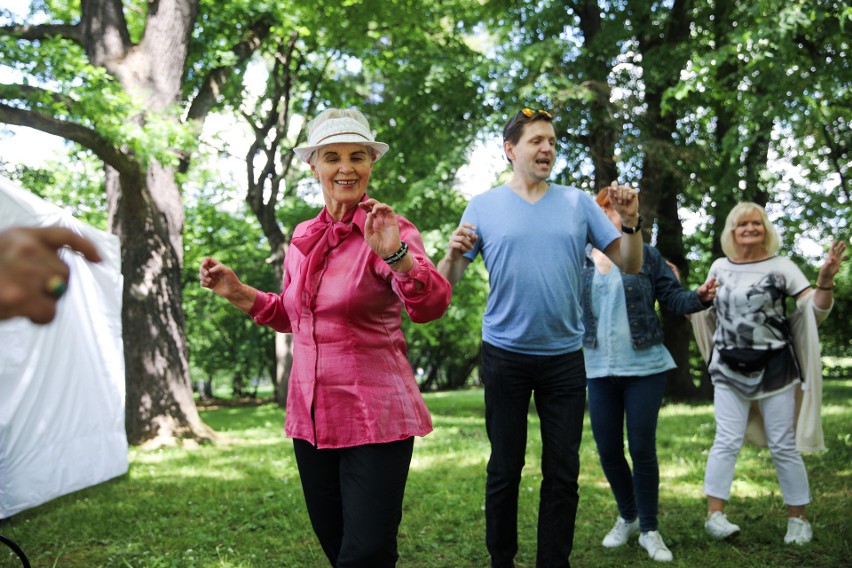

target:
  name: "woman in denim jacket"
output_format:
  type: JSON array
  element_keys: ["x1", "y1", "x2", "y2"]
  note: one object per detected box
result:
[{"x1": 582, "y1": 188, "x2": 717, "y2": 562}]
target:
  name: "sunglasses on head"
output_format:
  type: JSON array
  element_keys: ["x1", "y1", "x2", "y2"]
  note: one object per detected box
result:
[{"x1": 519, "y1": 108, "x2": 553, "y2": 119}]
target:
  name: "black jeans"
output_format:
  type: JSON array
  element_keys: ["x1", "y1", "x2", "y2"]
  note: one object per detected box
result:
[
  {"x1": 293, "y1": 437, "x2": 414, "y2": 568},
  {"x1": 481, "y1": 341, "x2": 586, "y2": 568}
]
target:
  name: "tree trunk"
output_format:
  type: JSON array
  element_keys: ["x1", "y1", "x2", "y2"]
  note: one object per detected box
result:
[
  {"x1": 267, "y1": 241, "x2": 293, "y2": 408},
  {"x1": 3, "y1": 0, "x2": 273, "y2": 443},
  {"x1": 106, "y1": 164, "x2": 214, "y2": 445},
  {"x1": 709, "y1": 0, "x2": 741, "y2": 258},
  {"x1": 639, "y1": 134, "x2": 702, "y2": 400},
  {"x1": 574, "y1": 0, "x2": 619, "y2": 189},
  {"x1": 93, "y1": 0, "x2": 212, "y2": 444},
  {"x1": 635, "y1": 0, "x2": 706, "y2": 400}
]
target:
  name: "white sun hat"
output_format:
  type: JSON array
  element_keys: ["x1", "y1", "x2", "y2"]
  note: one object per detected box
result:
[{"x1": 293, "y1": 112, "x2": 389, "y2": 163}]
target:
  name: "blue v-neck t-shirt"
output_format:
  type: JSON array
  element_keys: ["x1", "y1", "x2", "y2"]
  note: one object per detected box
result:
[{"x1": 462, "y1": 184, "x2": 620, "y2": 355}]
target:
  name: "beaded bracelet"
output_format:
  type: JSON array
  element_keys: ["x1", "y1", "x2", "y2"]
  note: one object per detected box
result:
[
  {"x1": 815, "y1": 282, "x2": 834, "y2": 291},
  {"x1": 383, "y1": 241, "x2": 409, "y2": 265}
]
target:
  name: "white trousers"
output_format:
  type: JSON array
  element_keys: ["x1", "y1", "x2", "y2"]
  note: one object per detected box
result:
[{"x1": 704, "y1": 384, "x2": 810, "y2": 506}]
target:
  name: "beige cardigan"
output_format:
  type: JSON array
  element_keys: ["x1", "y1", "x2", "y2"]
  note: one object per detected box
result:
[{"x1": 691, "y1": 293, "x2": 832, "y2": 453}]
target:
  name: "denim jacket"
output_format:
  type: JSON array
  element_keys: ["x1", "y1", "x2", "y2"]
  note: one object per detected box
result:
[{"x1": 582, "y1": 243, "x2": 708, "y2": 350}]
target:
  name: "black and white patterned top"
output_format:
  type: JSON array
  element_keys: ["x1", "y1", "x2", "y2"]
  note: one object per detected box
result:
[{"x1": 708, "y1": 256, "x2": 810, "y2": 399}]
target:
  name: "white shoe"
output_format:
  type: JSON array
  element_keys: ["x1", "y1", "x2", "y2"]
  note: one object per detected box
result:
[
  {"x1": 705, "y1": 511, "x2": 740, "y2": 540},
  {"x1": 602, "y1": 516, "x2": 639, "y2": 548},
  {"x1": 784, "y1": 517, "x2": 813, "y2": 545},
  {"x1": 639, "y1": 530, "x2": 673, "y2": 562}
]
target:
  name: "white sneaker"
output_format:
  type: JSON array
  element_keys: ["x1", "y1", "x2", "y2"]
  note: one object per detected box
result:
[
  {"x1": 602, "y1": 516, "x2": 639, "y2": 548},
  {"x1": 639, "y1": 530, "x2": 673, "y2": 562},
  {"x1": 784, "y1": 517, "x2": 813, "y2": 545},
  {"x1": 705, "y1": 511, "x2": 740, "y2": 540}
]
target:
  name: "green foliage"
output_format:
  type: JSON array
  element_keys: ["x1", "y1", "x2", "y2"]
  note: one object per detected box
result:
[
  {"x1": 1, "y1": 25, "x2": 196, "y2": 170},
  {"x1": 182, "y1": 175, "x2": 278, "y2": 395},
  {"x1": 3, "y1": 0, "x2": 850, "y2": 398},
  {"x1": 404, "y1": 233, "x2": 488, "y2": 390},
  {"x1": 192, "y1": 0, "x2": 493, "y2": 389},
  {"x1": 672, "y1": 0, "x2": 850, "y2": 216},
  {"x1": 3, "y1": 381, "x2": 850, "y2": 566},
  {"x1": 1, "y1": 147, "x2": 109, "y2": 229}
]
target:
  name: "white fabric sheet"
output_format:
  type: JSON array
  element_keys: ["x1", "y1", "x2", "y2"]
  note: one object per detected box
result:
[{"x1": 0, "y1": 176, "x2": 127, "y2": 518}]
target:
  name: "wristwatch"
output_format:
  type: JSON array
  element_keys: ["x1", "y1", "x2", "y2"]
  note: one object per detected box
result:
[{"x1": 621, "y1": 215, "x2": 643, "y2": 234}]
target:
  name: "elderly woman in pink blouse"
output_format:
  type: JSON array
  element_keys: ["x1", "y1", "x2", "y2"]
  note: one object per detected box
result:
[{"x1": 200, "y1": 108, "x2": 452, "y2": 567}]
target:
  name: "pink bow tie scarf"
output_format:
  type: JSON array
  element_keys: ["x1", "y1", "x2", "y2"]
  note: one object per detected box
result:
[{"x1": 290, "y1": 207, "x2": 357, "y2": 328}]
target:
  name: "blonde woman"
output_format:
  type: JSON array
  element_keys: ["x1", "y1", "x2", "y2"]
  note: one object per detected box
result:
[{"x1": 698, "y1": 202, "x2": 846, "y2": 545}]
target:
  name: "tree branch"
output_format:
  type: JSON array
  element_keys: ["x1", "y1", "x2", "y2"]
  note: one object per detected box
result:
[
  {"x1": 0, "y1": 22, "x2": 83, "y2": 44},
  {"x1": 0, "y1": 83, "x2": 76, "y2": 109},
  {"x1": 0, "y1": 103, "x2": 139, "y2": 178},
  {"x1": 184, "y1": 15, "x2": 275, "y2": 124},
  {"x1": 80, "y1": 0, "x2": 133, "y2": 67},
  {"x1": 177, "y1": 15, "x2": 275, "y2": 174}
]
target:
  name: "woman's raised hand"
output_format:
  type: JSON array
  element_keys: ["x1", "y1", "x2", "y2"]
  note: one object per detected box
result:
[{"x1": 360, "y1": 198, "x2": 402, "y2": 259}]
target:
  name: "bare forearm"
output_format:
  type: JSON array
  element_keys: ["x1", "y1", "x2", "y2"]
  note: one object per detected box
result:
[
  {"x1": 812, "y1": 276, "x2": 835, "y2": 311},
  {"x1": 225, "y1": 283, "x2": 258, "y2": 313},
  {"x1": 812, "y1": 241, "x2": 845, "y2": 310},
  {"x1": 437, "y1": 255, "x2": 469, "y2": 286},
  {"x1": 618, "y1": 231, "x2": 643, "y2": 274}
]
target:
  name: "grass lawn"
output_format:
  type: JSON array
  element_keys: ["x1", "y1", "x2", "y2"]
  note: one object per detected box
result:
[{"x1": 2, "y1": 380, "x2": 850, "y2": 567}]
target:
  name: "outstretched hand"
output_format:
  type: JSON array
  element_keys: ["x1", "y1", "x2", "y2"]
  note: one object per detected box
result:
[
  {"x1": 817, "y1": 240, "x2": 847, "y2": 285},
  {"x1": 199, "y1": 257, "x2": 256, "y2": 312}
]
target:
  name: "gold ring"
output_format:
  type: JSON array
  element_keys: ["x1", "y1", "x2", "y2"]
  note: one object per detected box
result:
[{"x1": 45, "y1": 275, "x2": 67, "y2": 299}]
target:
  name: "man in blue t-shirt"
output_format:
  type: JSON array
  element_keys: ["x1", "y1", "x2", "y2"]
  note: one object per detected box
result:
[{"x1": 438, "y1": 108, "x2": 643, "y2": 567}]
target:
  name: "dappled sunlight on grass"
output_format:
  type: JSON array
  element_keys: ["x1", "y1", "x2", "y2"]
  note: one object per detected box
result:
[
  {"x1": 431, "y1": 414, "x2": 486, "y2": 427},
  {"x1": 410, "y1": 450, "x2": 486, "y2": 471},
  {"x1": 822, "y1": 404, "x2": 850, "y2": 416},
  {"x1": 200, "y1": 403, "x2": 285, "y2": 431},
  {"x1": 827, "y1": 431, "x2": 852, "y2": 448},
  {"x1": 123, "y1": 406, "x2": 297, "y2": 487},
  {"x1": 4, "y1": 382, "x2": 849, "y2": 567},
  {"x1": 660, "y1": 402, "x2": 716, "y2": 417}
]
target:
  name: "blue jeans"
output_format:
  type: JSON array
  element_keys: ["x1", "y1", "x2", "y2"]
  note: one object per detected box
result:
[
  {"x1": 586, "y1": 373, "x2": 666, "y2": 532},
  {"x1": 481, "y1": 341, "x2": 586, "y2": 568}
]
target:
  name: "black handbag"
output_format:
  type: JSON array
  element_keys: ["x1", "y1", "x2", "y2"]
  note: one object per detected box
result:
[{"x1": 717, "y1": 347, "x2": 778, "y2": 373}]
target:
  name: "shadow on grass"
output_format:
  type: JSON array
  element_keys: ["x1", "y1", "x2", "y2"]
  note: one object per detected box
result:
[{"x1": 1, "y1": 382, "x2": 848, "y2": 567}]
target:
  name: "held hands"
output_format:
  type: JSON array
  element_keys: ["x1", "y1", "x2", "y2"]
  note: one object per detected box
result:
[
  {"x1": 607, "y1": 180, "x2": 639, "y2": 226},
  {"x1": 664, "y1": 258, "x2": 717, "y2": 303},
  {"x1": 816, "y1": 240, "x2": 847, "y2": 289},
  {"x1": 445, "y1": 222, "x2": 478, "y2": 261},
  {"x1": 696, "y1": 277, "x2": 719, "y2": 303}
]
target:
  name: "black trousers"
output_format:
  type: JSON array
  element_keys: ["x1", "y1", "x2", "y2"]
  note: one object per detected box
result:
[
  {"x1": 481, "y1": 342, "x2": 586, "y2": 568},
  {"x1": 293, "y1": 437, "x2": 414, "y2": 568}
]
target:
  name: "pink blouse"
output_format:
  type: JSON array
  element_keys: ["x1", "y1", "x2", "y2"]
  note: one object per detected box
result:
[{"x1": 248, "y1": 201, "x2": 451, "y2": 449}]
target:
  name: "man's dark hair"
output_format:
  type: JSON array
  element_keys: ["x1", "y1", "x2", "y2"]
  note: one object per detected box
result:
[{"x1": 502, "y1": 108, "x2": 554, "y2": 146}]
